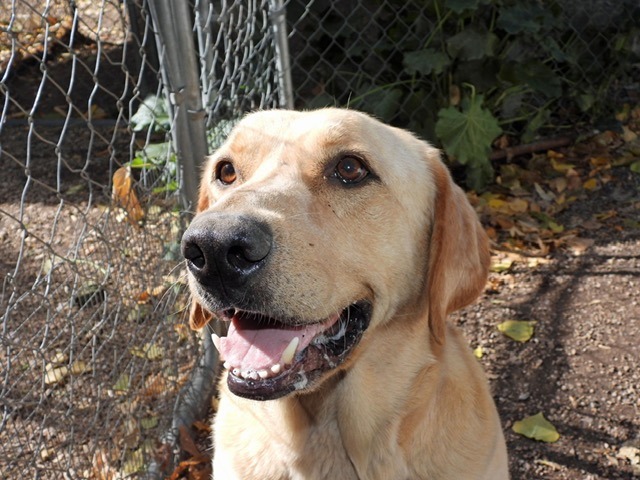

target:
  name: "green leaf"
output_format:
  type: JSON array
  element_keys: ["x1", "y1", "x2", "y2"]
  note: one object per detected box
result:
[
  {"x1": 630, "y1": 160, "x2": 640, "y2": 173},
  {"x1": 513, "y1": 412, "x2": 560, "y2": 443},
  {"x1": 435, "y1": 93, "x2": 501, "y2": 191},
  {"x1": 497, "y1": 5, "x2": 544, "y2": 35},
  {"x1": 499, "y1": 61, "x2": 562, "y2": 98},
  {"x1": 447, "y1": 29, "x2": 498, "y2": 61},
  {"x1": 372, "y1": 88, "x2": 404, "y2": 122},
  {"x1": 403, "y1": 49, "x2": 451, "y2": 75},
  {"x1": 497, "y1": 320, "x2": 536, "y2": 342},
  {"x1": 131, "y1": 95, "x2": 170, "y2": 133}
]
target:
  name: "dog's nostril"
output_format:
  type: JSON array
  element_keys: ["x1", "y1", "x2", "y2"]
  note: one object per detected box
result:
[
  {"x1": 227, "y1": 245, "x2": 256, "y2": 270},
  {"x1": 184, "y1": 243, "x2": 206, "y2": 270}
]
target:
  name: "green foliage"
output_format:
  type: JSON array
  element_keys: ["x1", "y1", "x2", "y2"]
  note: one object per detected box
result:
[
  {"x1": 130, "y1": 95, "x2": 170, "y2": 133},
  {"x1": 435, "y1": 88, "x2": 501, "y2": 190},
  {"x1": 297, "y1": 0, "x2": 640, "y2": 190}
]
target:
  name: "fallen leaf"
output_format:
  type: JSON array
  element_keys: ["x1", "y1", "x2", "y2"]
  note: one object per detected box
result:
[
  {"x1": 534, "y1": 182, "x2": 555, "y2": 202},
  {"x1": 583, "y1": 178, "x2": 599, "y2": 191},
  {"x1": 112, "y1": 166, "x2": 144, "y2": 225},
  {"x1": 490, "y1": 257, "x2": 514, "y2": 273},
  {"x1": 473, "y1": 346, "x2": 484, "y2": 359},
  {"x1": 589, "y1": 156, "x2": 611, "y2": 169},
  {"x1": 622, "y1": 126, "x2": 638, "y2": 143},
  {"x1": 550, "y1": 157, "x2": 574, "y2": 174},
  {"x1": 113, "y1": 373, "x2": 131, "y2": 392},
  {"x1": 45, "y1": 366, "x2": 69, "y2": 385},
  {"x1": 40, "y1": 447, "x2": 54, "y2": 461},
  {"x1": 497, "y1": 320, "x2": 536, "y2": 342},
  {"x1": 70, "y1": 360, "x2": 91, "y2": 375},
  {"x1": 178, "y1": 425, "x2": 208, "y2": 461},
  {"x1": 131, "y1": 343, "x2": 164, "y2": 360},
  {"x1": 631, "y1": 160, "x2": 640, "y2": 174},
  {"x1": 140, "y1": 416, "x2": 159, "y2": 430},
  {"x1": 122, "y1": 448, "x2": 145, "y2": 475},
  {"x1": 92, "y1": 449, "x2": 117, "y2": 480},
  {"x1": 565, "y1": 236, "x2": 595, "y2": 255},
  {"x1": 512, "y1": 412, "x2": 560, "y2": 442},
  {"x1": 548, "y1": 177, "x2": 567, "y2": 193}
]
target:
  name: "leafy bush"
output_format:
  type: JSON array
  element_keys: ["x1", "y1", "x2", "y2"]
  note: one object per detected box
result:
[{"x1": 293, "y1": 0, "x2": 640, "y2": 190}]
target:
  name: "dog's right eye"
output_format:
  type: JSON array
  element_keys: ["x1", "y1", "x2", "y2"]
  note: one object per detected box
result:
[{"x1": 216, "y1": 161, "x2": 237, "y2": 185}]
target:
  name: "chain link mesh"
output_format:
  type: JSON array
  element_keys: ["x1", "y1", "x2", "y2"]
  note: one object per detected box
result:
[
  {"x1": 1, "y1": 0, "x2": 637, "y2": 478},
  {"x1": 1, "y1": 0, "x2": 279, "y2": 477}
]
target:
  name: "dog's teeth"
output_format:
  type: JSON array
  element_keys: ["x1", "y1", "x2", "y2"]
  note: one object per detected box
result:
[
  {"x1": 281, "y1": 337, "x2": 299, "y2": 366},
  {"x1": 258, "y1": 369, "x2": 269, "y2": 379},
  {"x1": 248, "y1": 370, "x2": 259, "y2": 380},
  {"x1": 211, "y1": 333, "x2": 221, "y2": 352},
  {"x1": 232, "y1": 368, "x2": 240, "y2": 376},
  {"x1": 223, "y1": 361, "x2": 230, "y2": 369},
  {"x1": 271, "y1": 363, "x2": 281, "y2": 375}
]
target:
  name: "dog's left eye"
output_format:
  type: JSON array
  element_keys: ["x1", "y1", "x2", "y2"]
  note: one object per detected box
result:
[
  {"x1": 334, "y1": 156, "x2": 369, "y2": 184},
  {"x1": 216, "y1": 161, "x2": 237, "y2": 185}
]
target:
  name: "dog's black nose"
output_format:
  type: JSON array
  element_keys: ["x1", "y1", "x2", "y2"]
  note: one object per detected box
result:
[{"x1": 181, "y1": 213, "x2": 272, "y2": 287}]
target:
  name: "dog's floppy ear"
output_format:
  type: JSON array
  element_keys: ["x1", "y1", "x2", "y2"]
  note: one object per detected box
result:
[
  {"x1": 189, "y1": 300, "x2": 213, "y2": 330},
  {"x1": 188, "y1": 167, "x2": 214, "y2": 331},
  {"x1": 426, "y1": 160, "x2": 490, "y2": 344}
]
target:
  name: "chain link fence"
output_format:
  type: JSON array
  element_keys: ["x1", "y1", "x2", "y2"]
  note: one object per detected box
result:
[
  {"x1": 1, "y1": 0, "x2": 638, "y2": 478},
  {"x1": 1, "y1": 0, "x2": 282, "y2": 478}
]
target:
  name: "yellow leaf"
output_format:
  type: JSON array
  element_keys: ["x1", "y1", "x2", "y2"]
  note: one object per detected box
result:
[
  {"x1": 131, "y1": 342, "x2": 164, "y2": 360},
  {"x1": 112, "y1": 166, "x2": 144, "y2": 224},
  {"x1": 550, "y1": 158, "x2": 574, "y2": 174},
  {"x1": 473, "y1": 346, "x2": 484, "y2": 359},
  {"x1": 70, "y1": 360, "x2": 92, "y2": 375},
  {"x1": 497, "y1": 320, "x2": 536, "y2": 342},
  {"x1": 583, "y1": 178, "x2": 599, "y2": 190},
  {"x1": 490, "y1": 258, "x2": 514, "y2": 273},
  {"x1": 546, "y1": 150, "x2": 564, "y2": 159},
  {"x1": 45, "y1": 366, "x2": 69, "y2": 385},
  {"x1": 512, "y1": 412, "x2": 560, "y2": 443},
  {"x1": 114, "y1": 373, "x2": 131, "y2": 392}
]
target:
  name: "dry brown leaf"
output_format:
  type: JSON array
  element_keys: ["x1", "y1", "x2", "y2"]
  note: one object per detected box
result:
[
  {"x1": 178, "y1": 425, "x2": 205, "y2": 460},
  {"x1": 92, "y1": 449, "x2": 117, "y2": 480},
  {"x1": 112, "y1": 166, "x2": 144, "y2": 224},
  {"x1": 565, "y1": 236, "x2": 595, "y2": 255}
]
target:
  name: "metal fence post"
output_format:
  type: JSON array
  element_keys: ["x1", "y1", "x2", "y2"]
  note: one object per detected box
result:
[
  {"x1": 269, "y1": 0, "x2": 294, "y2": 109},
  {"x1": 145, "y1": 1, "x2": 217, "y2": 477}
]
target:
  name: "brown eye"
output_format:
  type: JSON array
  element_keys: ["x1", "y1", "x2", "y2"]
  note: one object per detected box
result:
[
  {"x1": 216, "y1": 161, "x2": 237, "y2": 185},
  {"x1": 334, "y1": 156, "x2": 369, "y2": 184}
]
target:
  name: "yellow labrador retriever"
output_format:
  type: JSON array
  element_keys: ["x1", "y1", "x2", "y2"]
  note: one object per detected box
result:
[{"x1": 182, "y1": 108, "x2": 508, "y2": 479}]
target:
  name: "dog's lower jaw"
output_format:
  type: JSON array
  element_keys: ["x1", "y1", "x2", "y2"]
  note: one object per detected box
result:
[{"x1": 212, "y1": 322, "x2": 508, "y2": 480}]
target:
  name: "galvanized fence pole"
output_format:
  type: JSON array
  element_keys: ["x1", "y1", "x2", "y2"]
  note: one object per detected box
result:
[
  {"x1": 145, "y1": 0, "x2": 217, "y2": 477},
  {"x1": 269, "y1": 0, "x2": 294, "y2": 109}
]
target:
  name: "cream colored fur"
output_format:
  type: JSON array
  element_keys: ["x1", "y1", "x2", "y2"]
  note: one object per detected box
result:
[{"x1": 188, "y1": 108, "x2": 509, "y2": 480}]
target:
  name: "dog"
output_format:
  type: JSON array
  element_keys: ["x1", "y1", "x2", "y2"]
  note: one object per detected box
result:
[{"x1": 182, "y1": 108, "x2": 508, "y2": 479}]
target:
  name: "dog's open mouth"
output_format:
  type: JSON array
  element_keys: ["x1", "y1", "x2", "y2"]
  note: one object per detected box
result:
[{"x1": 211, "y1": 301, "x2": 371, "y2": 401}]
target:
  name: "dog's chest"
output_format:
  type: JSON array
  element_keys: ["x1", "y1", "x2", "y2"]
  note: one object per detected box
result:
[{"x1": 213, "y1": 396, "x2": 360, "y2": 480}]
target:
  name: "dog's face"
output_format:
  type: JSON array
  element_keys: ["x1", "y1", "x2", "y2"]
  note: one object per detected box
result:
[{"x1": 182, "y1": 109, "x2": 489, "y2": 401}]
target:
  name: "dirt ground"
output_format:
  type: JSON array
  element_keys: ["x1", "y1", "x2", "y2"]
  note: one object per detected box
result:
[{"x1": 456, "y1": 165, "x2": 640, "y2": 479}]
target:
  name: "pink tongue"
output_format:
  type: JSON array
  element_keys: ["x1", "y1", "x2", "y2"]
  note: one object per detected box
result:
[{"x1": 219, "y1": 313, "x2": 339, "y2": 371}]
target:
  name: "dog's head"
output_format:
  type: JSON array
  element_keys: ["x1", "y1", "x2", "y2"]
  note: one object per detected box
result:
[{"x1": 182, "y1": 109, "x2": 489, "y2": 400}]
